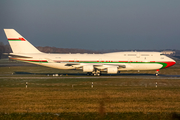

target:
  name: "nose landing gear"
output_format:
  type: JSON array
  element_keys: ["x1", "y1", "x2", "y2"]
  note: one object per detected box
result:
[{"x1": 155, "y1": 69, "x2": 159, "y2": 76}]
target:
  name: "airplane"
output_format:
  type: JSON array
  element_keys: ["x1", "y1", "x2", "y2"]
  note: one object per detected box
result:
[{"x1": 4, "y1": 29, "x2": 176, "y2": 76}]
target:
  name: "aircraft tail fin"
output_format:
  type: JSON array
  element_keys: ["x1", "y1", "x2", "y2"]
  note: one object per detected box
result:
[{"x1": 4, "y1": 29, "x2": 41, "y2": 53}]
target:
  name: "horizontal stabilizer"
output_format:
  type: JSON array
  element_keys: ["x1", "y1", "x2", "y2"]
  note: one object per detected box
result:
[{"x1": 3, "y1": 53, "x2": 32, "y2": 58}]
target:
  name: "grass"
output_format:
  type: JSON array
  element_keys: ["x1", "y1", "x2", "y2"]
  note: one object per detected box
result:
[
  {"x1": 1, "y1": 78, "x2": 180, "y2": 119},
  {"x1": 0, "y1": 59, "x2": 180, "y2": 119}
]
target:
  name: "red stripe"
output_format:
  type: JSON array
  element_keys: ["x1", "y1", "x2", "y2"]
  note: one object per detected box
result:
[
  {"x1": 19, "y1": 38, "x2": 26, "y2": 41},
  {"x1": 10, "y1": 58, "x2": 47, "y2": 62},
  {"x1": 69, "y1": 60, "x2": 74, "y2": 62},
  {"x1": 8, "y1": 38, "x2": 26, "y2": 41},
  {"x1": 26, "y1": 60, "x2": 47, "y2": 62},
  {"x1": 162, "y1": 61, "x2": 176, "y2": 68}
]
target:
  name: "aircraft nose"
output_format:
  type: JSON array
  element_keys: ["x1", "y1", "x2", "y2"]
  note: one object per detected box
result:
[
  {"x1": 171, "y1": 57, "x2": 176, "y2": 64},
  {"x1": 171, "y1": 60, "x2": 176, "y2": 66},
  {"x1": 164, "y1": 58, "x2": 176, "y2": 68}
]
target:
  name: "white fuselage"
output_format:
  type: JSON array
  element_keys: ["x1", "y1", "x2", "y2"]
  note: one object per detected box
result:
[{"x1": 11, "y1": 51, "x2": 176, "y2": 72}]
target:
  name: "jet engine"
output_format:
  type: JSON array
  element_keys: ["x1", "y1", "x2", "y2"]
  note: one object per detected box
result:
[
  {"x1": 83, "y1": 65, "x2": 94, "y2": 72},
  {"x1": 107, "y1": 67, "x2": 118, "y2": 74}
]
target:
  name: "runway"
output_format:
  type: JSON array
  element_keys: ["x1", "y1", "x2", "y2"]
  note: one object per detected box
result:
[{"x1": 1, "y1": 74, "x2": 180, "y2": 79}]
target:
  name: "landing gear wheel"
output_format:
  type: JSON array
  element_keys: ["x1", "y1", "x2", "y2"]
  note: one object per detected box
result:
[
  {"x1": 87, "y1": 72, "x2": 92, "y2": 76},
  {"x1": 93, "y1": 73, "x2": 100, "y2": 76},
  {"x1": 90, "y1": 69, "x2": 101, "y2": 76},
  {"x1": 155, "y1": 70, "x2": 159, "y2": 76}
]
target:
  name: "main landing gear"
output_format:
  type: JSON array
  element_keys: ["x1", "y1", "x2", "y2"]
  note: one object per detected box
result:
[
  {"x1": 87, "y1": 70, "x2": 101, "y2": 76},
  {"x1": 155, "y1": 69, "x2": 159, "y2": 76}
]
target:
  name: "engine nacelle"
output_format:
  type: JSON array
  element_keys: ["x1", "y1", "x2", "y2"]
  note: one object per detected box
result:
[
  {"x1": 83, "y1": 65, "x2": 94, "y2": 72},
  {"x1": 107, "y1": 67, "x2": 118, "y2": 74}
]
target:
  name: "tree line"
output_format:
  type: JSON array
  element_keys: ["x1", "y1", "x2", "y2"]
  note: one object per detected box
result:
[
  {"x1": 0, "y1": 42, "x2": 98, "y2": 59},
  {"x1": 0, "y1": 42, "x2": 12, "y2": 59}
]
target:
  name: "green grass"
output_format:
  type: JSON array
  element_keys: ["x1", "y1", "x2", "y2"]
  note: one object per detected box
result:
[
  {"x1": 1, "y1": 78, "x2": 180, "y2": 114},
  {"x1": 1, "y1": 59, "x2": 180, "y2": 119}
]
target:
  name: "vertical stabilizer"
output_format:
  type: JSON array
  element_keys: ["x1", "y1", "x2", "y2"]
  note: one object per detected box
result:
[{"x1": 4, "y1": 29, "x2": 41, "y2": 53}]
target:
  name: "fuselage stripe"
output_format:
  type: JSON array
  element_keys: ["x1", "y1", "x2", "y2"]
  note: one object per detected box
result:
[
  {"x1": 10, "y1": 58, "x2": 48, "y2": 63},
  {"x1": 8, "y1": 38, "x2": 26, "y2": 41}
]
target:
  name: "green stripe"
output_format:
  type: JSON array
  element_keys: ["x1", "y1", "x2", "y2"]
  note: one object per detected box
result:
[{"x1": 156, "y1": 62, "x2": 167, "y2": 69}]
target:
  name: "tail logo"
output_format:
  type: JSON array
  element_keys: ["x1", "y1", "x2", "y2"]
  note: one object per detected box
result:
[{"x1": 8, "y1": 38, "x2": 26, "y2": 41}]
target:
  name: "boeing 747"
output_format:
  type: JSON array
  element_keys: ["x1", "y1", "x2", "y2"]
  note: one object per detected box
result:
[{"x1": 4, "y1": 29, "x2": 176, "y2": 76}]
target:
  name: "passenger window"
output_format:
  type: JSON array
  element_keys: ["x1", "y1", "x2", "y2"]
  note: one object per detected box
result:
[
  {"x1": 141, "y1": 54, "x2": 149, "y2": 56},
  {"x1": 128, "y1": 54, "x2": 136, "y2": 56}
]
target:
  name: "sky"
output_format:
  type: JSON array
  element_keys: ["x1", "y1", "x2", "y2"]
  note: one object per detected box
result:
[{"x1": 0, "y1": 0, "x2": 180, "y2": 50}]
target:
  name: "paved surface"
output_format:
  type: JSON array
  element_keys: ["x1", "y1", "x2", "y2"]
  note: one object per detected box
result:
[{"x1": 1, "y1": 74, "x2": 180, "y2": 79}]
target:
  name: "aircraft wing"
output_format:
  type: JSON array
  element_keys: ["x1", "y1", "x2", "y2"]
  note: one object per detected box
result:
[
  {"x1": 45, "y1": 58, "x2": 127, "y2": 71},
  {"x1": 94, "y1": 64, "x2": 126, "y2": 69},
  {"x1": 65, "y1": 63, "x2": 126, "y2": 69}
]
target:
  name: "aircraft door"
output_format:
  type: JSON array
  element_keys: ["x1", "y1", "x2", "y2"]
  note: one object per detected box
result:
[
  {"x1": 136, "y1": 53, "x2": 140, "y2": 58},
  {"x1": 99, "y1": 58, "x2": 102, "y2": 63},
  {"x1": 39, "y1": 58, "x2": 42, "y2": 64}
]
